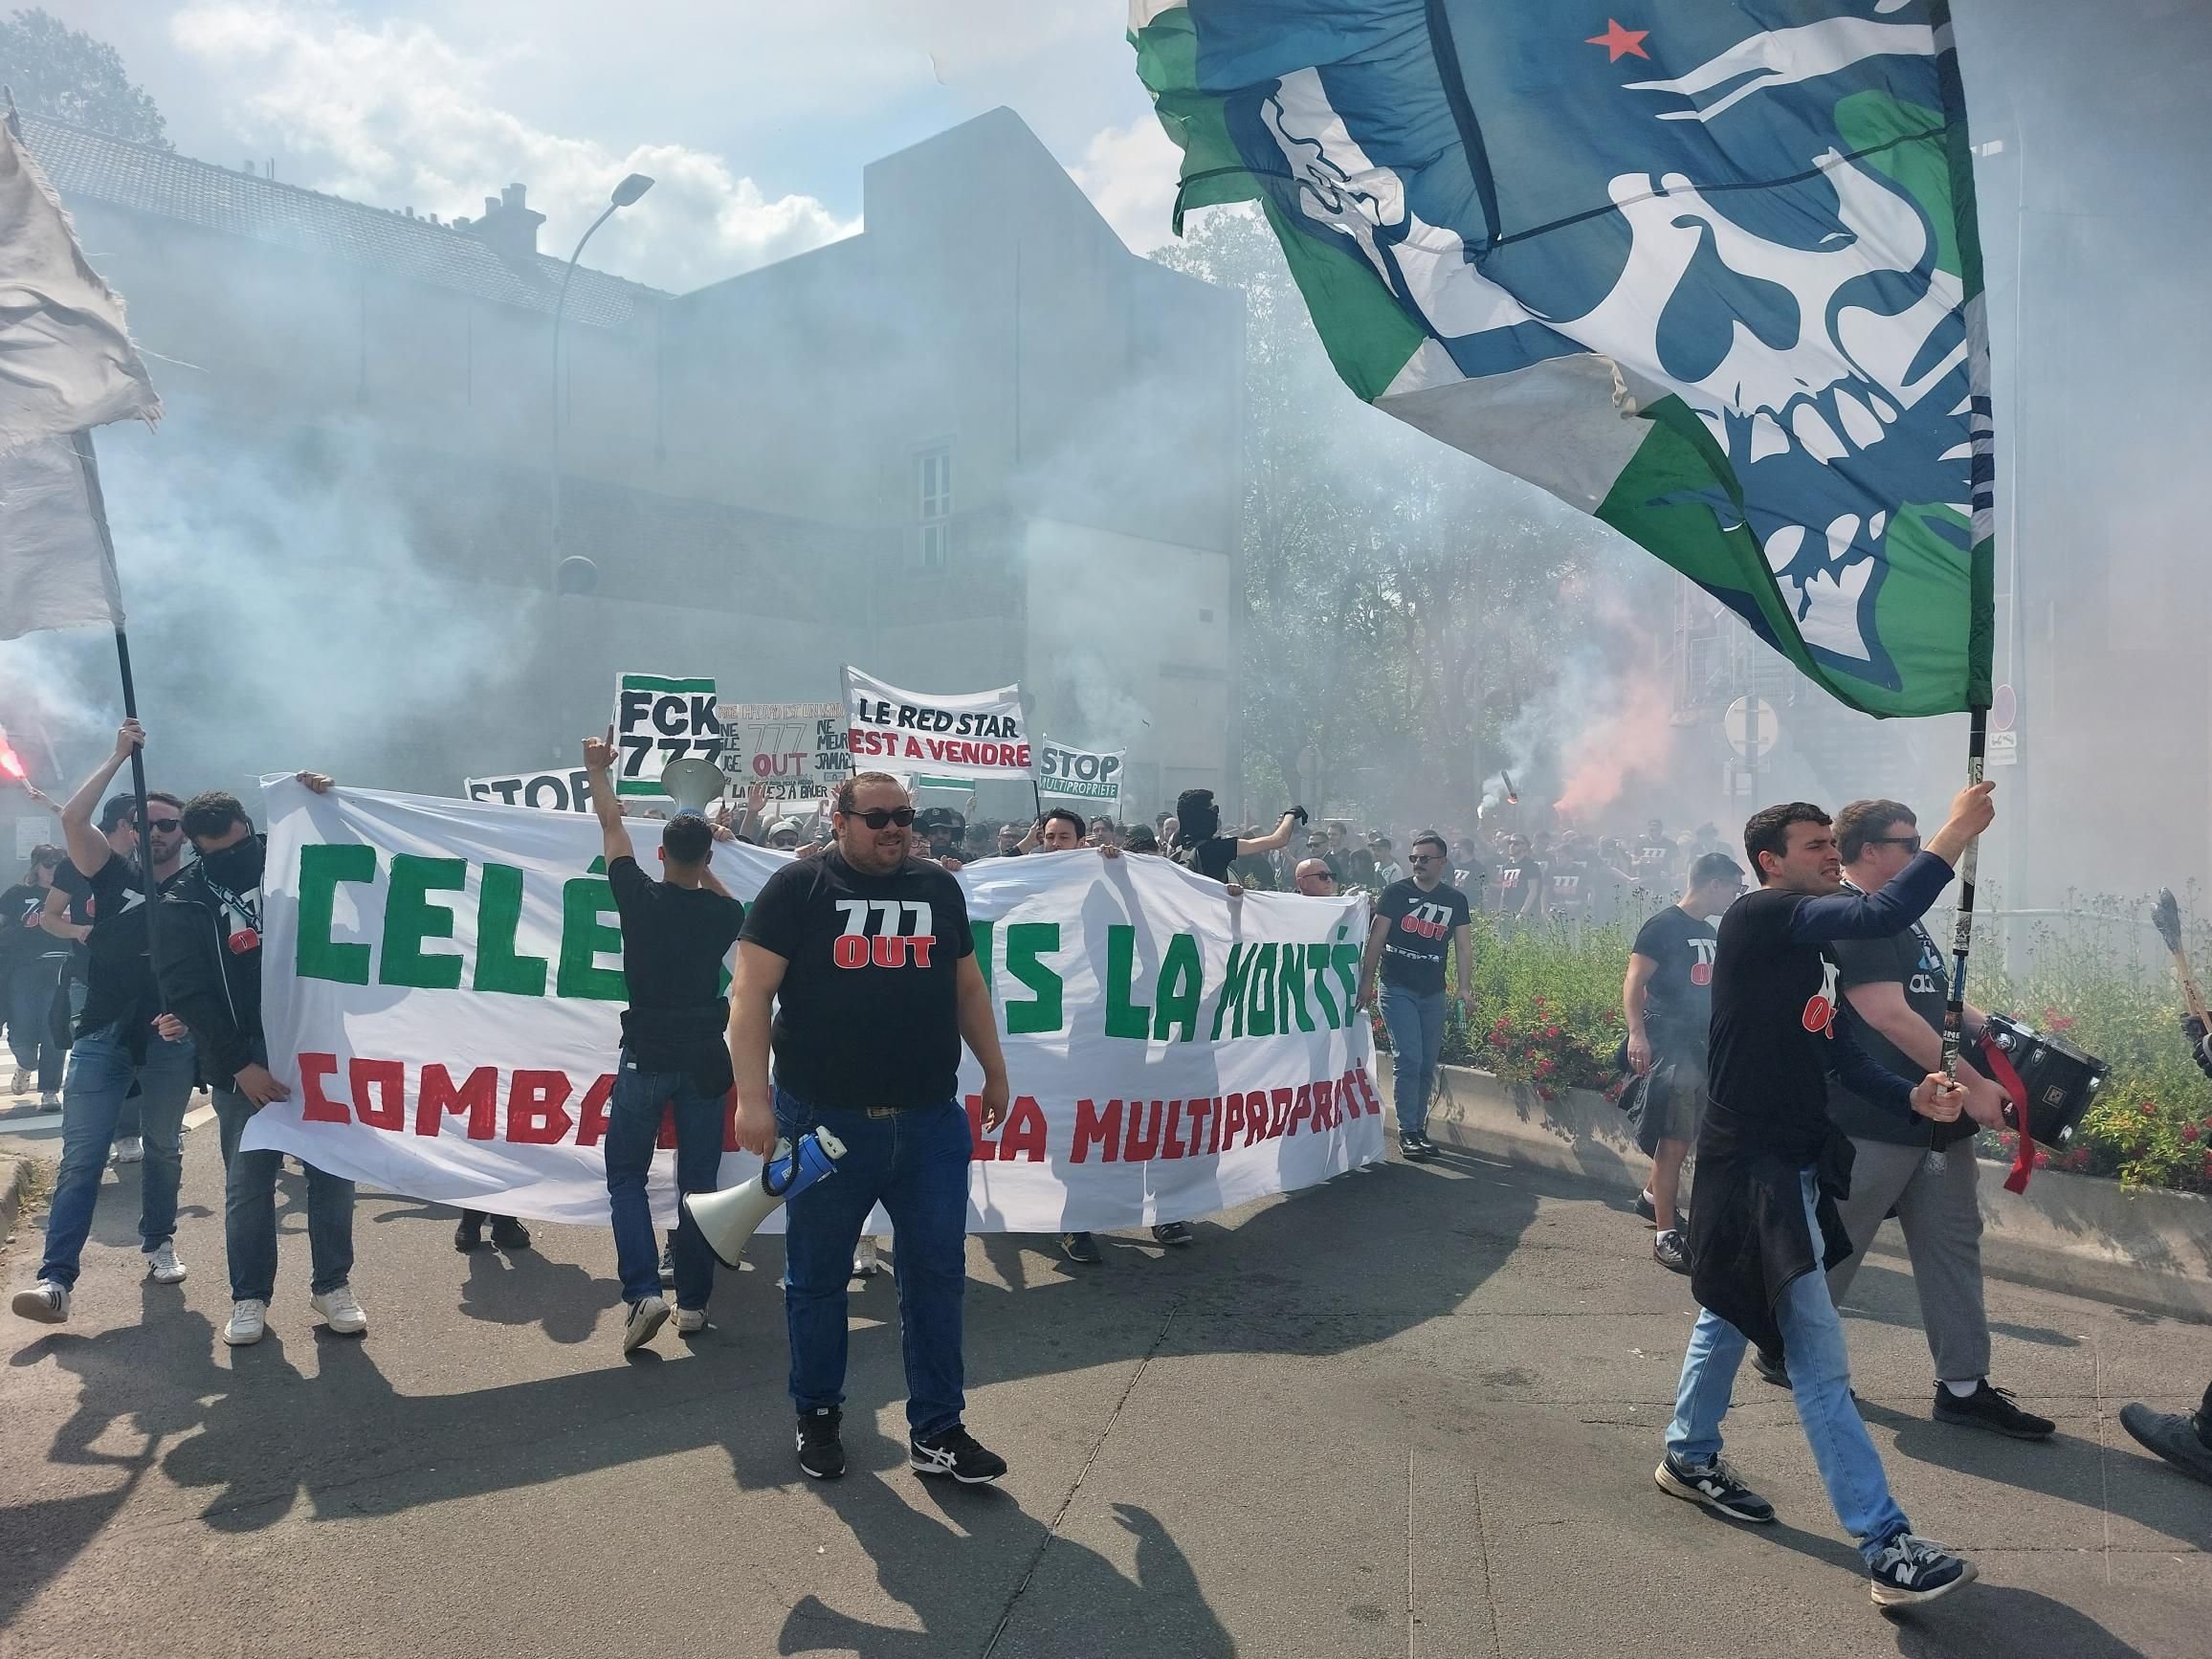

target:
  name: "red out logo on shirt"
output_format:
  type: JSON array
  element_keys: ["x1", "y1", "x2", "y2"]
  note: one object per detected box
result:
[
  {"x1": 832, "y1": 898, "x2": 937, "y2": 971},
  {"x1": 1691, "y1": 962, "x2": 1713, "y2": 986},
  {"x1": 1802, "y1": 959, "x2": 1841, "y2": 1034},
  {"x1": 1398, "y1": 901, "x2": 1454, "y2": 941},
  {"x1": 1688, "y1": 937, "x2": 1715, "y2": 987}
]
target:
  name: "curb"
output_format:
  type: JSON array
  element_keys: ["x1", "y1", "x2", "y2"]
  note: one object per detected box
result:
[
  {"x1": 1410, "y1": 1061, "x2": 2212, "y2": 1326},
  {"x1": 0, "y1": 1153, "x2": 29, "y2": 1247}
]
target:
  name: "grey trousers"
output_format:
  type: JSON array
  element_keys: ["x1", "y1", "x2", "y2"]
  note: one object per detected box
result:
[{"x1": 1826, "y1": 1136, "x2": 1991, "y2": 1384}]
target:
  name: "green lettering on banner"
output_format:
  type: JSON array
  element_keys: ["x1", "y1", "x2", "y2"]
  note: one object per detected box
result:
[
  {"x1": 1003, "y1": 922, "x2": 1064, "y2": 1036},
  {"x1": 474, "y1": 863, "x2": 549, "y2": 996},
  {"x1": 1245, "y1": 942, "x2": 1278, "y2": 1037},
  {"x1": 971, "y1": 919, "x2": 995, "y2": 1001},
  {"x1": 1152, "y1": 932, "x2": 1202, "y2": 1043},
  {"x1": 558, "y1": 876, "x2": 628, "y2": 1001},
  {"x1": 381, "y1": 855, "x2": 468, "y2": 989},
  {"x1": 1103, "y1": 925, "x2": 1151, "y2": 1040},
  {"x1": 296, "y1": 844, "x2": 375, "y2": 984},
  {"x1": 1210, "y1": 943, "x2": 1253, "y2": 1040},
  {"x1": 1281, "y1": 943, "x2": 1316, "y2": 1032},
  {"x1": 1310, "y1": 944, "x2": 1340, "y2": 1028},
  {"x1": 1332, "y1": 943, "x2": 1362, "y2": 1015}
]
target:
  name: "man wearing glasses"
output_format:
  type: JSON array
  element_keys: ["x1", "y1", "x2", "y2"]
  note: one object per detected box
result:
[
  {"x1": 1357, "y1": 831, "x2": 1472, "y2": 1161},
  {"x1": 1293, "y1": 857, "x2": 1339, "y2": 897},
  {"x1": 1802, "y1": 800, "x2": 2051, "y2": 1440}
]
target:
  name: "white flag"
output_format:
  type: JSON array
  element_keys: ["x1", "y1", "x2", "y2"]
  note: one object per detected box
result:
[
  {"x1": 0, "y1": 117, "x2": 160, "y2": 448},
  {"x1": 0, "y1": 433, "x2": 122, "y2": 639}
]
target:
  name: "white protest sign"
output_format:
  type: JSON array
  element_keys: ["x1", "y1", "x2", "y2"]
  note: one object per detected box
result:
[
  {"x1": 464, "y1": 768, "x2": 596, "y2": 813},
  {"x1": 249, "y1": 780, "x2": 1381, "y2": 1230},
  {"x1": 1038, "y1": 739, "x2": 1124, "y2": 806},
  {"x1": 612, "y1": 673, "x2": 723, "y2": 799},
  {"x1": 842, "y1": 665, "x2": 1030, "y2": 783},
  {"x1": 715, "y1": 700, "x2": 848, "y2": 802}
]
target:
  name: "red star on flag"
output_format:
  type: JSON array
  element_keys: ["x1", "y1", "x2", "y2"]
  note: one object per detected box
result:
[{"x1": 1586, "y1": 19, "x2": 1650, "y2": 62}]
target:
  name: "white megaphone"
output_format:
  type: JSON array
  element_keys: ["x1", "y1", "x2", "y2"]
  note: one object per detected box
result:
[
  {"x1": 682, "y1": 1127, "x2": 848, "y2": 1267},
  {"x1": 659, "y1": 757, "x2": 728, "y2": 817}
]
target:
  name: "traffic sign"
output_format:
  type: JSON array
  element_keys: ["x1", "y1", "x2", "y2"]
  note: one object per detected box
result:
[
  {"x1": 1986, "y1": 729, "x2": 2019, "y2": 768},
  {"x1": 1724, "y1": 697, "x2": 1779, "y2": 759},
  {"x1": 1991, "y1": 684, "x2": 2017, "y2": 733}
]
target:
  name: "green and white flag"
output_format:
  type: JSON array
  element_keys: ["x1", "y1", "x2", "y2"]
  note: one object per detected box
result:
[{"x1": 1133, "y1": 0, "x2": 1994, "y2": 717}]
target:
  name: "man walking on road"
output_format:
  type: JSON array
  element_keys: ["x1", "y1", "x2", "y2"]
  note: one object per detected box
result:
[{"x1": 1358, "y1": 830, "x2": 1471, "y2": 1162}]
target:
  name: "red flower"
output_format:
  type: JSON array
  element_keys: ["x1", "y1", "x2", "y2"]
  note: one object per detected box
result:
[
  {"x1": 2185, "y1": 1124, "x2": 2202, "y2": 1143},
  {"x1": 2068, "y1": 1148, "x2": 2092, "y2": 1170},
  {"x1": 1545, "y1": 1024, "x2": 1561, "y2": 1038},
  {"x1": 1536, "y1": 1085, "x2": 1558, "y2": 1101},
  {"x1": 2033, "y1": 1149, "x2": 2050, "y2": 1169},
  {"x1": 1537, "y1": 1058, "x2": 1556, "y2": 1076},
  {"x1": 2042, "y1": 1007, "x2": 2077, "y2": 1033},
  {"x1": 2141, "y1": 1101, "x2": 2159, "y2": 1117}
]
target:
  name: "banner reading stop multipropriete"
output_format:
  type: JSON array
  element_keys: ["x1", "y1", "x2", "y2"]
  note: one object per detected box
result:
[
  {"x1": 1038, "y1": 739, "x2": 1123, "y2": 807},
  {"x1": 245, "y1": 778, "x2": 1382, "y2": 1230},
  {"x1": 841, "y1": 665, "x2": 1030, "y2": 783}
]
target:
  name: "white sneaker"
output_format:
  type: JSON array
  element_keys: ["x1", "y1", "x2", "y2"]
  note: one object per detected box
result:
[
  {"x1": 9, "y1": 1067, "x2": 29, "y2": 1096},
  {"x1": 112, "y1": 1135, "x2": 144, "y2": 1165},
  {"x1": 224, "y1": 1299, "x2": 268, "y2": 1345},
  {"x1": 144, "y1": 1242, "x2": 188, "y2": 1285},
  {"x1": 852, "y1": 1235, "x2": 880, "y2": 1277},
  {"x1": 11, "y1": 1280, "x2": 70, "y2": 1323},
  {"x1": 674, "y1": 1306, "x2": 708, "y2": 1335},
  {"x1": 39, "y1": 1091, "x2": 60, "y2": 1109},
  {"x1": 311, "y1": 1285, "x2": 368, "y2": 1335},
  {"x1": 623, "y1": 1294, "x2": 669, "y2": 1353}
]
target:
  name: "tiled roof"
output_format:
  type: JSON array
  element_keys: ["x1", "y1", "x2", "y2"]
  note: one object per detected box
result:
[{"x1": 21, "y1": 114, "x2": 667, "y2": 329}]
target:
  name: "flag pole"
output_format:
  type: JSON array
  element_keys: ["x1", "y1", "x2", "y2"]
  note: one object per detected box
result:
[
  {"x1": 1939, "y1": 706, "x2": 1990, "y2": 1078},
  {"x1": 65, "y1": 429, "x2": 164, "y2": 987}
]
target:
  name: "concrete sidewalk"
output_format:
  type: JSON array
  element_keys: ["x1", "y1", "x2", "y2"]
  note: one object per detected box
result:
[{"x1": 0, "y1": 1119, "x2": 2205, "y2": 1657}]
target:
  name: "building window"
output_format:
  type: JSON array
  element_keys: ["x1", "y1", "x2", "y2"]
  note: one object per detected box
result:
[{"x1": 918, "y1": 446, "x2": 951, "y2": 571}]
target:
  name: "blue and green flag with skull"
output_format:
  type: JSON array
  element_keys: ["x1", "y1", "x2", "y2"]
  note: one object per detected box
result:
[{"x1": 1132, "y1": 0, "x2": 1994, "y2": 717}]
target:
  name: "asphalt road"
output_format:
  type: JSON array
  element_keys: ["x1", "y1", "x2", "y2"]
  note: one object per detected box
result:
[{"x1": 1, "y1": 1106, "x2": 2207, "y2": 1658}]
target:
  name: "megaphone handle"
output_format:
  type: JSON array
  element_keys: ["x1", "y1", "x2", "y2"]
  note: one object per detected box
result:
[{"x1": 761, "y1": 1138, "x2": 798, "y2": 1197}]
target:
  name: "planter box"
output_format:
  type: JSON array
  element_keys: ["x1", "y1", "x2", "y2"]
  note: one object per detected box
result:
[{"x1": 1409, "y1": 1061, "x2": 2212, "y2": 1324}]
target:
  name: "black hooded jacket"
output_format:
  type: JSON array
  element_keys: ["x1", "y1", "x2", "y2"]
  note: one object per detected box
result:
[{"x1": 154, "y1": 836, "x2": 267, "y2": 1090}]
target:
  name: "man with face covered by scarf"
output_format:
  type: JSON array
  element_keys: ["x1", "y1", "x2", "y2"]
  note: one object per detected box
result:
[{"x1": 156, "y1": 783, "x2": 366, "y2": 1348}]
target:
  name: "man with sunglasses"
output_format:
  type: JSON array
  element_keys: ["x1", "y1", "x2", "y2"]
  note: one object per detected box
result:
[
  {"x1": 1293, "y1": 856, "x2": 1339, "y2": 897},
  {"x1": 730, "y1": 771, "x2": 1011, "y2": 1485},
  {"x1": 1797, "y1": 799, "x2": 2051, "y2": 1439},
  {"x1": 1358, "y1": 830, "x2": 1471, "y2": 1161},
  {"x1": 11, "y1": 722, "x2": 195, "y2": 1325}
]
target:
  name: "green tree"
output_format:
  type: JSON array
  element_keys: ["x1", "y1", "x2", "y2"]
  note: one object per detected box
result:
[{"x1": 0, "y1": 8, "x2": 168, "y2": 148}]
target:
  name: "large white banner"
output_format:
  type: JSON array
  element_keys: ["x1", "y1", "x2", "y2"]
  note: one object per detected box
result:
[
  {"x1": 842, "y1": 664, "x2": 1031, "y2": 783},
  {"x1": 247, "y1": 780, "x2": 1380, "y2": 1231},
  {"x1": 464, "y1": 766, "x2": 595, "y2": 812}
]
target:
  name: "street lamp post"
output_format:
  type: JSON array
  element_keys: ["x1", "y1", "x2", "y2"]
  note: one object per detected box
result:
[{"x1": 549, "y1": 171, "x2": 653, "y2": 595}]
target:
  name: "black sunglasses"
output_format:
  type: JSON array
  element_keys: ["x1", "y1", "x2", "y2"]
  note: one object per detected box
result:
[
  {"x1": 845, "y1": 807, "x2": 916, "y2": 830},
  {"x1": 1407, "y1": 852, "x2": 1445, "y2": 864},
  {"x1": 145, "y1": 817, "x2": 183, "y2": 832},
  {"x1": 1870, "y1": 834, "x2": 1923, "y2": 853}
]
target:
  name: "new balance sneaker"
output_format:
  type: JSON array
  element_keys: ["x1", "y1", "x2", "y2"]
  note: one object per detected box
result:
[
  {"x1": 489, "y1": 1215, "x2": 532, "y2": 1251},
  {"x1": 910, "y1": 1424, "x2": 1007, "y2": 1485},
  {"x1": 11, "y1": 1280, "x2": 69, "y2": 1324},
  {"x1": 2119, "y1": 1403, "x2": 2212, "y2": 1487},
  {"x1": 1652, "y1": 1229, "x2": 1691, "y2": 1275},
  {"x1": 674, "y1": 1306, "x2": 708, "y2": 1336},
  {"x1": 1151, "y1": 1221, "x2": 1194, "y2": 1247},
  {"x1": 1933, "y1": 1380, "x2": 2053, "y2": 1440},
  {"x1": 1867, "y1": 1531, "x2": 1977, "y2": 1608},
  {"x1": 852, "y1": 1236, "x2": 880, "y2": 1277},
  {"x1": 112, "y1": 1136, "x2": 144, "y2": 1165},
  {"x1": 1654, "y1": 1452, "x2": 1775, "y2": 1523},
  {"x1": 311, "y1": 1285, "x2": 368, "y2": 1336},
  {"x1": 224, "y1": 1298, "x2": 268, "y2": 1346},
  {"x1": 1751, "y1": 1347, "x2": 1791, "y2": 1389},
  {"x1": 623, "y1": 1294, "x2": 669, "y2": 1353},
  {"x1": 1059, "y1": 1231, "x2": 1100, "y2": 1266},
  {"x1": 797, "y1": 1407, "x2": 846, "y2": 1480},
  {"x1": 1400, "y1": 1130, "x2": 1432, "y2": 1161},
  {"x1": 144, "y1": 1242, "x2": 188, "y2": 1285},
  {"x1": 658, "y1": 1247, "x2": 676, "y2": 1287}
]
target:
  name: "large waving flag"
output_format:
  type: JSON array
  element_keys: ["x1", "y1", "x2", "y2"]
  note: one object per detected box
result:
[{"x1": 1133, "y1": 1, "x2": 1993, "y2": 717}]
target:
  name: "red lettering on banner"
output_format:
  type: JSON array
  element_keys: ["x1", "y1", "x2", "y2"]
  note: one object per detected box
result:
[
  {"x1": 507, "y1": 1071, "x2": 573, "y2": 1143},
  {"x1": 833, "y1": 935, "x2": 869, "y2": 970},
  {"x1": 416, "y1": 1064, "x2": 498, "y2": 1139},
  {"x1": 1223, "y1": 1092, "x2": 1246, "y2": 1144},
  {"x1": 1268, "y1": 1088, "x2": 1294, "y2": 1139},
  {"x1": 300, "y1": 1052, "x2": 347, "y2": 1123},
  {"x1": 576, "y1": 1073, "x2": 616, "y2": 1147},
  {"x1": 1161, "y1": 1098, "x2": 1185, "y2": 1159},
  {"x1": 1354, "y1": 1067, "x2": 1382, "y2": 1117},
  {"x1": 1072, "y1": 1097, "x2": 1121, "y2": 1162},
  {"x1": 349, "y1": 1057, "x2": 407, "y2": 1131},
  {"x1": 1124, "y1": 1099, "x2": 1163, "y2": 1161},
  {"x1": 966, "y1": 1094, "x2": 998, "y2": 1159},
  {"x1": 1184, "y1": 1096, "x2": 1212, "y2": 1155},
  {"x1": 1286, "y1": 1085, "x2": 1314, "y2": 1138},
  {"x1": 997, "y1": 1096, "x2": 1047, "y2": 1162},
  {"x1": 903, "y1": 736, "x2": 924, "y2": 760}
]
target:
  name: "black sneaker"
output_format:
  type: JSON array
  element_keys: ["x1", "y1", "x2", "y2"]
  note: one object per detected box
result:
[
  {"x1": 911, "y1": 1424, "x2": 1007, "y2": 1485},
  {"x1": 490, "y1": 1215, "x2": 533, "y2": 1251},
  {"x1": 1654, "y1": 1452, "x2": 1775, "y2": 1523},
  {"x1": 1635, "y1": 1189, "x2": 1657, "y2": 1224},
  {"x1": 1751, "y1": 1347, "x2": 1790, "y2": 1389},
  {"x1": 1867, "y1": 1530, "x2": 1976, "y2": 1608},
  {"x1": 658, "y1": 1246, "x2": 676, "y2": 1287},
  {"x1": 797, "y1": 1407, "x2": 846, "y2": 1480},
  {"x1": 453, "y1": 1218, "x2": 483, "y2": 1252},
  {"x1": 1652, "y1": 1229, "x2": 1691, "y2": 1275},
  {"x1": 1151, "y1": 1221, "x2": 1194, "y2": 1247},
  {"x1": 1059, "y1": 1230, "x2": 1100, "y2": 1265},
  {"x1": 1933, "y1": 1380, "x2": 2053, "y2": 1440},
  {"x1": 2119, "y1": 1403, "x2": 2212, "y2": 1487}
]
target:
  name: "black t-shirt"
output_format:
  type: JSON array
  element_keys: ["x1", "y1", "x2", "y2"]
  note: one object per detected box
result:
[
  {"x1": 1826, "y1": 901, "x2": 1969, "y2": 1149},
  {"x1": 1547, "y1": 860, "x2": 1587, "y2": 914},
  {"x1": 1175, "y1": 835, "x2": 1238, "y2": 884},
  {"x1": 607, "y1": 856, "x2": 745, "y2": 1016},
  {"x1": 0, "y1": 882, "x2": 63, "y2": 975},
  {"x1": 1491, "y1": 858, "x2": 1542, "y2": 914},
  {"x1": 1374, "y1": 878, "x2": 1471, "y2": 994},
  {"x1": 1706, "y1": 888, "x2": 1843, "y2": 1161},
  {"x1": 741, "y1": 849, "x2": 975, "y2": 1110},
  {"x1": 1630, "y1": 905, "x2": 1717, "y2": 1049},
  {"x1": 55, "y1": 856, "x2": 174, "y2": 1041}
]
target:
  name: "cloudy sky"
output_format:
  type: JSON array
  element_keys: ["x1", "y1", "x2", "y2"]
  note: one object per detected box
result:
[{"x1": 60, "y1": 0, "x2": 1183, "y2": 291}]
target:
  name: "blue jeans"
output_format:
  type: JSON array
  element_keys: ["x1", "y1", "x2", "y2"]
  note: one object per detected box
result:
[
  {"x1": 7, "y1": 954, "x2": 66, "y2": 1093},
  {"x1": 604, "y1": 1049, "x2": 726, "y2": 1309},
  {"x1": 37, "y1": 1021, "x2": 196, "y2": 1287},
  {"x1": 1666, "y1": 1168, "x2": 1911, "y2": 1564},
  {"x1": 775, "y1": 1088, "x2": 971, "y2": 1436},
  {"x1": 1380, "y1": 986, "x2": 1448, "y2": 1138},
  {"x1": 212, "y1": 1080, "x2": 355, "y2": 1302}
]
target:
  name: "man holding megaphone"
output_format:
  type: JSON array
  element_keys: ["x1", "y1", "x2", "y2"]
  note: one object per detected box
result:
[{"x1": 727, "y1": 769, "x2": 1011, "y2": 1484}]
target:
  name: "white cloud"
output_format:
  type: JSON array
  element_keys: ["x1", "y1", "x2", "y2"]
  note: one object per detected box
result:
[
  {"x1": 166, "y1": 2, "x2": 857, "y2": 291},
  {"x1": 1071, "y1": 114, "x2": 1183, "y2": 254}
]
